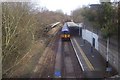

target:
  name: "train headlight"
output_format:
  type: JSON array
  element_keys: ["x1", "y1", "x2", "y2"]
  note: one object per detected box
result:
[
  {"x1": 64, "y1": 34, "x2": 67, "y2": 38},
  {"x1": 68, "y1": 34, "x2": 70, "y2": 37}
]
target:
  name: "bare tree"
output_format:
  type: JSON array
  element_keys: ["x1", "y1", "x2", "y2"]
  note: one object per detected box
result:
[{"x1": 2, "y1": 2, "x2": 38, "y2": 73}]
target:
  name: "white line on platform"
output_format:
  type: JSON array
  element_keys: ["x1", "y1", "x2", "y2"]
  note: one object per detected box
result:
[{"x1": 70, "y1": 39, "x2": 85, "y2": 71}]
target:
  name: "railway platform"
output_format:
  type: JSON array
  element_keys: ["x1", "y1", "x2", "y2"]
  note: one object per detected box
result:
[{"x1": 73, "y1": 36, "x2": 118, "y2": 78}]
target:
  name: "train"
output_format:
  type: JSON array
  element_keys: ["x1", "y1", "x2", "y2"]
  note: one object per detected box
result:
[{"x1": 61, "y1": 23, "x2": 70, "y2": 41}]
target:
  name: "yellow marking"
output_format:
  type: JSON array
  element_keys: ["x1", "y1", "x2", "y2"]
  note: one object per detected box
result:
[{"x1": 73, "y1": 38, "x2": 95, "y2": 71}]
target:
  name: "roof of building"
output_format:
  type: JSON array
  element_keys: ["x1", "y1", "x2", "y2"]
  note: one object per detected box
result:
[{"x1": 66, "y1": 22, "x2": 79, "y2": 27}]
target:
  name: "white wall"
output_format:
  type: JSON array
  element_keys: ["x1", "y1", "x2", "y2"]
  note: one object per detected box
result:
[
  {"x1": 78, "y1": 23, "x2": 83, "y2": 27},
  {"x1": 82, "y1": 29, "x2": 98, "y2": 50}
]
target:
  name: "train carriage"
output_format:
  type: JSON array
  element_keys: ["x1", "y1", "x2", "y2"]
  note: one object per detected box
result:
[{"x1": 61, "y1": 23, "x2": 70, "y2": 41}]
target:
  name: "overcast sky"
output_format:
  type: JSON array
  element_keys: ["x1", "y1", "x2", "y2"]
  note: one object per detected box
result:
[{"x1": 33, "y1": 0, "x2": 100, "y2": 15}]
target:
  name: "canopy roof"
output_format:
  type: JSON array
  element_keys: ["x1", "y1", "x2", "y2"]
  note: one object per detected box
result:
[{"x1": 66, "y1": 22, "x2": 79, "y2": 27}]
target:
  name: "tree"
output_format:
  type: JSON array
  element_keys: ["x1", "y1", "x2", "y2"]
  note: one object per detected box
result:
[
  {"x1": 100, "y1": 2, "x2": 115, "y2": 70},
  {"x1": 2, "y1": 2, "x2": 38, "y2": 74},
  {"x1": 2, "y1": 2, "x2": 69, "y2": 76},
  {"x1": 71, "y1": 8, "x2": 84, "y2": 23}
]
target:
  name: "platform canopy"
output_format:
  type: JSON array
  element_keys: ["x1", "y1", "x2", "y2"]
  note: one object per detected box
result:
[{"x1": 66, "y1": 22, "x2": 79, "y2": 27}]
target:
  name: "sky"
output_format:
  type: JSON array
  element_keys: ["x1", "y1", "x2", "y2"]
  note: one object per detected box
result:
[
  {"x1": 1, "y1": 0, "x2": 117, "y2": 15},
  {"x1": 32, "y1": 0, "x2": 100, "y2": 15}
]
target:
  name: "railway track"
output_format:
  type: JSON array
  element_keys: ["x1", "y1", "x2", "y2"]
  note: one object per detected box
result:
[
  {"x1": 61, "y1": 41, "x2": 83, "y2": 78},
  {"x1": 54, "y1": 39, "x2": 84, "y2": 78}
]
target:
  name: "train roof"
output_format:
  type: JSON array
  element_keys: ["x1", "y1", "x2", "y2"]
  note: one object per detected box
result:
[{"x1": 61, "y1": 23, "x2": 69, "y2": 32}]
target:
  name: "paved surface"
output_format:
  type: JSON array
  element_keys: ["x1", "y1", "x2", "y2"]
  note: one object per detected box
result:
[{"x1": 72, "y1": 36, "x2": 118, "y2": 78}]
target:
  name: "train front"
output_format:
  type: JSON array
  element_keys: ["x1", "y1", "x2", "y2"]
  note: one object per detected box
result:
[{"x1": 61, "y1": 23, "x2": 70, "y2": 41}]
